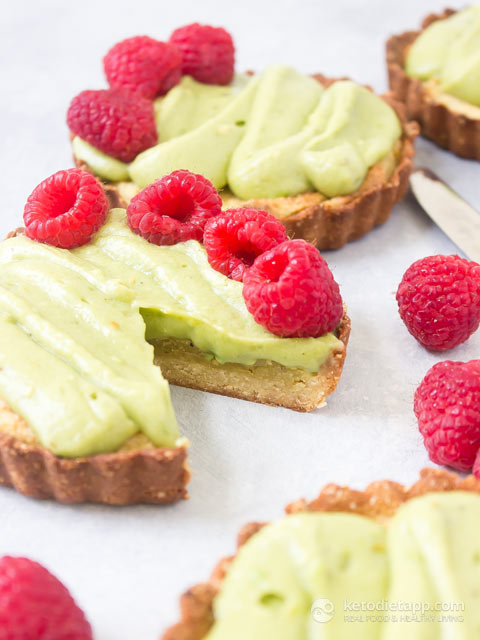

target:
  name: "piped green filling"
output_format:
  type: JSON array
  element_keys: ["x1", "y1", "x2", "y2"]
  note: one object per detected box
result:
[
  {"x1": 73, "y1": 65, "x2": 401, "y2": 199},
  {"x1": 206, "y1": 492, "x2": 480, "y2": 639},
  {"x1": 406, "y1": 5, "x2": 480, "y2": 106}
]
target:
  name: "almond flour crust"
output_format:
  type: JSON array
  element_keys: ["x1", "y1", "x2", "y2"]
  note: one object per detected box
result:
[
  {"x1": 386, "y1": 9, "x2": 480, "y2": 160},
  {"x1": 72, "y1": 77, "x2": 418, "y2": 250},
  {"x1": 153, "y1": 311, "x2": 350, "y2": 412},
  {"x1": 162, "y1": 468, "x2": 480, "y2": 640}
]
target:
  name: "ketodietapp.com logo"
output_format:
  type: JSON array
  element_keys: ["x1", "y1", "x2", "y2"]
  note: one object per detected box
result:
[
  {"x1": 310, "y1": 598, "x2": 335, "y2": 623},
  {"x1": 310, "y1": 598, "x2": 465, "y2": 625}
]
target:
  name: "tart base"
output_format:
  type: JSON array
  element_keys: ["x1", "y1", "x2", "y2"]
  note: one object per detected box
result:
[
  {"x1": 162, "y1": 468, "x2": 480, "y2": 639},
  {"x1": 72, "y1": 77, "x2": 418, "y2": 250},
  {"x1": 386, "y1": 9, "x2": 480, "y2": 160}
]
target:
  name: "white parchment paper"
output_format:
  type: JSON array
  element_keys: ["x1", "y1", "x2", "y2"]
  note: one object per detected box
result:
[{"x1": 1, "y1": 1, "x2": 478, "y2": 637}]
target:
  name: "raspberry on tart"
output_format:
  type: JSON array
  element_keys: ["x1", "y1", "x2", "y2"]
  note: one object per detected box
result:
[
  {"x1": 70, "y1": 27, "x2": 418, "y2": 251},
  {"x1": 243, "y1": 239, "x2": 343, "y2": 338},
  {"x1": 170, "y1": 23, "x2": 234, "y2": 85},
  {"x1": 67, "y1": 88, "x2": 157, "y2": 162},
  {"x1": 396, "y1": 254, "x2": 480, "y2": 351},
  {"x1": 104, "y1": 36, "x2": 182, "y2": 99},
  {"x1": 127, "y1": 169, "x2": 222, "y2": 245},
  {"x1": 203, "y1": 207, "x2": 288, "y2": 282},
  {"x1": 0, "y1": 556, "x2": 92, "y2": 639},
  {"x1": 414, "y1": 360, "x2": 480, "y2": 471},
  {"x1": 23, "y1": 168, "x2": 109, "y2": 249}
]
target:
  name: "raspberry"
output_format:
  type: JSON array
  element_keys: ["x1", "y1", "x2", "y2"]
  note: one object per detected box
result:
[
  {"x1": 242, "y1": 239, "x2": 343, "y2": 338},
  {"x1": 127, "y1": 169, "x2": 222, "y2": 246},
  {"x1": 414, "y1": 360, "x2": 480, "y2": 471},
  {"x1": 104, "y1": 36, "x2": 182, "y2": 99},
  {"x1": 67, "y1": 88, "x2": 157, "y2": 162},
  {"x1": 473, "y1": 446, "x2": 480, "y2": 480},
  {"x1": 23, "y1": 169, "x2": 109, "y2": 249},
  {"x1": 396, "y1": 254, "x2": 480, "y2": 351},
  {"x1": 204, "y1": 208, "x2": 288, "y2": 282},
  {"x1": 170, "y1": 23, "x2": 234, "y2": 85},
  {"x1": 0, "y1": 556, "x2": 93, "y2": 640}
]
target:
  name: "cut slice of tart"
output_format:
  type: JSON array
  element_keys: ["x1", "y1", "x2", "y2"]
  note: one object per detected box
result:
[
  {"x1": 70, "y1": 60, "x2": 418, "y2": 250},
  {"x1": 387, "y1": 7, "x2": 480, "y2": 159},
  {"x1": 0, "y1": 192, "x2": 349, "y2": 504},
  {"x1": 163, "y1": 468, "x2": 480, "y2": 639}
]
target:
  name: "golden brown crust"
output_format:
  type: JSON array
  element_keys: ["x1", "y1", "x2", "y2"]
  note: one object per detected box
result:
[
  {"x1": 162, "y1": 468, "x2": 480, "y2": 640},
  {"x1": 386, "y1": 8, "x2": 480, "y2": 160},
  {"x1": 72, "y1": 77, "x2": 418, "y2": 250},
  {"x1": 0, "y1": 432, "x2": 190, "y2": 505},
  {"x1": 154, "y1": 311, "x2": 350, "y2": 412}
]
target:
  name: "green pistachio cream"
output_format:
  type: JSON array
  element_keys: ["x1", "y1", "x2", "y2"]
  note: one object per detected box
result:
[
  {"x1": 73, "y1": 65, "x2": 401, "y2": 199},
  {"x1": 0, "y1": 210, "x2": 342, "y2": 458},
  {"x1": 206, "y1": 491, "x2": 480, "y2": 639},
  {"x1": 406, "y1": 5, "x2": 480, "y2": 106}
]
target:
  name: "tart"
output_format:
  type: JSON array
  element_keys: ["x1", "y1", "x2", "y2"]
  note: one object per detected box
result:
[
  {"x1": 387, "y1": 7, "x2": 480, "y2": 159},
  {"x1": 163, "y1": 468, "x2": 480, "y2": 639},
  {"x1": 69, "y1": 29, "x2": 418, "y2": 250},
  {"x1": 0, "y1": 172, "x2": 349, "y2": 504}
]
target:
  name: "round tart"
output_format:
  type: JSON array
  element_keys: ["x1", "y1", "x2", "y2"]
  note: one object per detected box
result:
[
  {"x1": 387, "y1": 8, "x2": 480, "y2": 159},
  {"x1": 71, "y1": 66, "x2": 418, "y2": 250},
  {"x1": 0, "y1": 181, "x2": 350, "y2": 505},
  {"x1": 163, "y1": 468, "x2": 480, "y2": 638}
]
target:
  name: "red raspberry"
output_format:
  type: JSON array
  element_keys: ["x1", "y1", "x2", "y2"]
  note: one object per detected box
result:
[
  {"x1": 127, "y1": 169, "x2": 221, "y2": 246},
  {"x1": 242, "y1": 239, "x2": 343, "y2": 338},
  {"x1": 473, "y1": 446, "x2": 480, "y2": 480},
  {"x1": 67, "y1": 88, "x2": 157, "y2": 162},
  {"x1": 0, "y1": 556, "x2": 93, "y2": 640},
  {"x1": 204, "y1": 208, "x2": 288, "y2": 282},
  {"x1": 104, "y1": 36, "x2": 182, "y2": 99},
  {"x1": 23, "y1": 169, "x2": 109, "y2": 249},
  {"x1": 170, "y1": 23, "x2": 234, "y2": 85},
  {"x1": 414, "y1": 360, "x2": 480, "y2": 471},
  {"x1": 396, "y1": 254, "x2": 480, "y2": 351}
]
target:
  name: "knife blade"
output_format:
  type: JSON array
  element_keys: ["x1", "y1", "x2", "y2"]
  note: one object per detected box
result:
[{"x1": 410, "y1": 168, "x2": 480, "y2": 263}]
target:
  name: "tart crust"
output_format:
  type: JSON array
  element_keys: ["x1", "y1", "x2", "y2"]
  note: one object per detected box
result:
[
  {"x1": 72, "y1": 76, "x2": 418, "y2": 250},
  {"x1": 386, "y1": 9, "x2": 480, "y2": 160},
  {"x1": 162, "y1": 468, "x2": 480, "y2": 639},
  {"x1": 152, "y1": 311, "x2": 350, "y2": 413}
]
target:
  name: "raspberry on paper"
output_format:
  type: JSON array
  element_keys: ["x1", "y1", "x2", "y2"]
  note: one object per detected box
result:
[
  {"x1": 414, "y1": 360, "x2": 480, "y2": 471},
  {"x1": 0, "y1": 556, "x2": 93, "y2": 640},
  {"x1": 396, "y1": 254, "x2": 480, "y2": 351}
]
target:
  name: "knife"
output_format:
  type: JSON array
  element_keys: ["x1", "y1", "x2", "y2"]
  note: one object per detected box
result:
[{"x1": 409, "y1": 168, "x2": 480, "y2": 263}]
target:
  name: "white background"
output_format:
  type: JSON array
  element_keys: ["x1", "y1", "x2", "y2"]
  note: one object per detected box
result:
[{"x1": 1, "y1": 1, "x2": 479, "y2": 638}]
